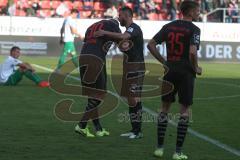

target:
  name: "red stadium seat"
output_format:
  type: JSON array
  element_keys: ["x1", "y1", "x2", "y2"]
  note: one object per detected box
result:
[
  {"x1": 16, "y1": 0, "x2": 30, "y2": 9},
  {"x1": 153, "y1": 0, "x2": 162, "y2": 4},
  {"x1": 125, "y1": 2, "x2": 134, "y2": 10},
  {"x1": 51, "y1": 1, "x2": 61, "y2": 9},
  {"x1": 158, "y1": 13, "x2": 163, "y2": 20},
  {"x1": 0, "y1": 0, "x2": 8, "y2": 7},
  {"x1": 38, "y1": 9, "x2": 53, "y2": 17},
  {"x1": 40, "y1": 0, "x2": 51, "y2": 9},
  {"x1": 148, "y1": 13, "x2": 159, "y2": 20},
  {"x1": 15, "y1": 9, "x2": 27, "y2": 16}
]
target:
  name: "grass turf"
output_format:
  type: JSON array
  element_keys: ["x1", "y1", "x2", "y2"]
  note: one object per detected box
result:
[{"x1": 0, "y1": 55, "x2": 239, "y2": 160}]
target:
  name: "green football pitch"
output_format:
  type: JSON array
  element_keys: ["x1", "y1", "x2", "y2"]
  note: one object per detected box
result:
[{"x1": 0, "y1": 55, "x2": 240, "y2": 160}]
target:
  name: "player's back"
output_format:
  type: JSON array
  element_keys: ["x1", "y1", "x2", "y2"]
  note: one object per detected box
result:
[
  {"x1": 162, "y1": 20, "x2": 200, "y2": 73},
  {"x1": 81, "y1": 20, "x2": 121, "y2": 59},
  {"x1": 163, "y1": 20, "x2": 199, "y2": 62},
  {"x1": 63, "y1": 16, "x2": 75, "y2": 42}
]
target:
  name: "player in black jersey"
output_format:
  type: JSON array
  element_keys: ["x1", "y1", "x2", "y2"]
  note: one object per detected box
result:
[
  {"x1": 75, "y1": 19, "x2": 121, "y2": 138},
  {"x1": 95, "y1": 7, "x2": 145, "y2": 139},
  {"x1": 147, "y1": 1, "x2": 202, "y2": 159}
]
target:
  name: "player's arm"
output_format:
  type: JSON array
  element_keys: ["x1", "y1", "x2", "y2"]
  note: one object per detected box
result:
[
  {"x1": 147, "y1": 39, "x2": 166, "y2": 65},
  {"x1": 189, "y1": 45, "x2": 201, "y2": 75},
  {"x1": 147, "y1": 27, "x2": 166, "y2": 65},
  {"x1": 189, "y1": 28, "x2": 202, "y2": 75},
  {"x1": 17, "y1": 63, "x2": 35, "y2": 72},
  {"x1": 111, "y1": 27, "x2": 123, "y2": 43},
  {"x1": 95, "y1": 30, "x2": 131, "y2": 40},
  {"x1": 70, "y1": 26, "x2": 83, "y2": 40},
  {"x1": 60, "y1": 24, "x2": 64, "y2": 38},
  {"x1": 60, "y1": 23, "x2": 64, "y2": 45}
]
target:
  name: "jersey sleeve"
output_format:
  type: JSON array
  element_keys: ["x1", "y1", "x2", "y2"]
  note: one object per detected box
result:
[
  {"x1": 125, "y1": 25, "x2": 139, "y2": 38},
  {"x1": 190, "y1": 27, "x2": 201, "y2": 50},
  {"x1": 9, "y1": 58, "x2": 22, "y2": 68},
  {"x1": 152, "y1": 26, "x2": 165, "y2": 44},
  {"x1": 108, "y1": 22, "x2": 121, "y2": 33},
  {"x1": 115, "y1": 26, "x2": 121, "y2": 33},
  {"x1": 13, "y1": 59, "x2": 22, "y2": 66}
]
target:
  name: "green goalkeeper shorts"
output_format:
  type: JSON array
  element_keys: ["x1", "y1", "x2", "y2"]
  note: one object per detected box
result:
[
  {"x1": 4, "y1": 70, "x2": 23, "y2": 86},
  {"x1": 63, "y1": 42, "x2": 76, "y2": 56}
]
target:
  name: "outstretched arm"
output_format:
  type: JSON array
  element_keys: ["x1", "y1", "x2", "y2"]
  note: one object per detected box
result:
[{"x1": 94, "y1": 30, "x2": 131, "y2": 40}]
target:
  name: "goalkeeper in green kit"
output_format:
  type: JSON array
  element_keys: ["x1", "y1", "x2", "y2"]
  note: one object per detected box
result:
[
  {"x1": 57, "y1": 9, "x2": 83, "y2": 71},
  {"x1": 0, "y1": 46, "x2": 49, "y2": 87}
]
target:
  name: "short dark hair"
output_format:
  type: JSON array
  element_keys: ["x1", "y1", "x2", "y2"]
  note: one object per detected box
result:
[
  {"x1": 180, "y1": 0, "x2": 199, "y2": 16},
  {"x1": 10, "y1": 46, "x2": 20, "y2": 53},
  {"x1": 119, "y1": 6, "x2": 133, "y2": 17},
  {"x1": 71, "y1": 9, "x2": 79, "y2": 14}
]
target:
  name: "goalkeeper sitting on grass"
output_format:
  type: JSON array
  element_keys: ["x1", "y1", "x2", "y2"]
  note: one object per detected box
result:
[{"x1": 0, "y1": 46, "x2": 49, "y2": 87}]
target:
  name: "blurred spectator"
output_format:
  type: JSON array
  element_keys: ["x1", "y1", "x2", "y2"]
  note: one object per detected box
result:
[
  {"x1": 0, "y1": 6, "x2": 8, "y2": 16},
  {"x1": 211, "y1": 0, "x2": 228, "y2": 22},
  {"x1": 83, "y1": 0, "x2": 93, "y2": 10},
  {"x1": 89, "y1": 10, "x2": 102, "y2": 18},
  {"x1": 8, "y1": 3, "x2": 16, "y2": 16},
  {"x1": 146, "y1": 0, "x2": 157, "y2": 13},
  {"x1": 26, "y1": 1, "x2": 36, "y2": 16},
  {"x1": 162, "y1": 0, "x2": 177, "y2": 20},
  {"x1": 133, "y1": 0, "x2": 140, "y2": 17},
  {"x1": 0, "y1": 0, "x2": 239, "y2": 22},
  {"x1": 31, "y1": 0, "x2": 41, "y2": 15},
  {"x1": 227, "y1": 0, "x2": 239, "y2": 22},
  {"x1": 139, "y1": 1, "x2": 149, "y2": 19},
  {"x1": 201, "y1": 0, "x2": 211, "y2": 13},
  {"x1": 104, "y1": 4, "x2": 118, "y2": 18}
]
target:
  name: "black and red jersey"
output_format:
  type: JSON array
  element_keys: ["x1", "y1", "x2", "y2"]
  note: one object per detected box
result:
[
  {"x1": 81, "y1": 20, "x2": 121, "y2": 59},
  {"x1": 153, "y1": 20, "x2": 200, "y2": 63}
]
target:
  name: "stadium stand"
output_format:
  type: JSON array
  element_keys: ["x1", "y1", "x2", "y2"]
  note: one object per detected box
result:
[{"x1": 0, "y1": 0, "x2": 239, "y2": 22}]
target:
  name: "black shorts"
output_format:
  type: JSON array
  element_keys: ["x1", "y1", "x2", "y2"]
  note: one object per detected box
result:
[
  {"x1": 80, "y1": 61, "x2": 107, "y2": 96},
  {"x1": 121, "y1": 70, "x2": 145, "y2": 98},
  {"x1": 162, "y1": 70, "x2": 195, "y2": 106}
]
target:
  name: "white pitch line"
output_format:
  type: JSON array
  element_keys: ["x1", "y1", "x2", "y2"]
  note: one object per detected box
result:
[
  {"x1": 33, "y1": 64, "x2": 240, "y2": 157},
  {"x1": 194, "y1": 81, "x2": 240, "y2": 100},
  {"x1": 143, "y1": 107, "x2": 240, "y2": 157}
]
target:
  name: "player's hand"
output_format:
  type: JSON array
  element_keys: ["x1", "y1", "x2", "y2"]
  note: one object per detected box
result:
[
  {"x1": 19, "y1": 65, "x2": 27, "y2": 71},
  {"x1": 94, "y1": 30, "x2": 105, "y2": 37},
  {"x1": 195, "y1": 66, "x2": 202, "y2": 75}
]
